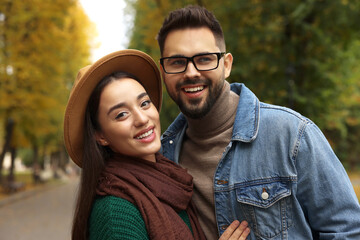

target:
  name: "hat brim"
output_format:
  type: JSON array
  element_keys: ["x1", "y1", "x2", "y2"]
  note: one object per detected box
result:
[{"x1": 64, "y1": 49, "x2": 162, "y2": 167}]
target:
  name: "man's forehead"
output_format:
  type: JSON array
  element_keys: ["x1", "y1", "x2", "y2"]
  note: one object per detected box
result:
[{"x1": 162, "y1": 28, "x2": 219, "y2": 57}]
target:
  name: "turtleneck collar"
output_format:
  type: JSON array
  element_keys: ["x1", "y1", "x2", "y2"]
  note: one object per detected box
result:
[{"x1": 186, "y1": 81, "x2": 239, "y2": 137}]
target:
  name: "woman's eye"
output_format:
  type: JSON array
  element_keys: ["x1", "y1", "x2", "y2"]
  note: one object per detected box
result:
[
  {"x1": 141, "y1": 100, "x2": 151, "y2": 108},
  {"x1": 115, "y1": 112, "x2": 128, "y2": 120}
]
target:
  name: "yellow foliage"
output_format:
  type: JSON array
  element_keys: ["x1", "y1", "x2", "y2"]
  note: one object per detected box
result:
[{"x1": 0, "y1": 0, "x2": 94, "y2": 150}]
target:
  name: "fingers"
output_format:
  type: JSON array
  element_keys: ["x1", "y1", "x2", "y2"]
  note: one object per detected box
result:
[
  {"x1": 219, "y1": 220, "x2": 241, "y2": 240},
  {"x1": 219, "y1": 220, "x2": 250, "y2": 240},
  {"x1": 237, "y1": 221, "x2": 250, "y2": 240}
]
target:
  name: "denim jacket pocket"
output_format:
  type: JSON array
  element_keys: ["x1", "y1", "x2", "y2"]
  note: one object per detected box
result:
[{"x1": 236, "y1": 180, "x2": 293, "y2": 239}]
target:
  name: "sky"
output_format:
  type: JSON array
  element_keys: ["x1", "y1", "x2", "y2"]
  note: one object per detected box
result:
[{"x1": 79, "y1": 0, "x2": 131, "y2": 62}]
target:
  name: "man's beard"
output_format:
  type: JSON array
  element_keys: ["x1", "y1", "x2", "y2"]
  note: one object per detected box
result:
[{"x1": 175, "y1": 78, "x2": 224, "y2": 119}]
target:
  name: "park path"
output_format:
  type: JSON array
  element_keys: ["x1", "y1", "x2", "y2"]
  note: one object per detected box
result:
[{"x1": 0, "y1": 177, "x2": 79, "y2": 240}]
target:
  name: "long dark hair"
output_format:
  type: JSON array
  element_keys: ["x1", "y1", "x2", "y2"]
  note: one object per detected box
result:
[{"x1": 71, "y1": 71, "x2": 140, "y2": 240}]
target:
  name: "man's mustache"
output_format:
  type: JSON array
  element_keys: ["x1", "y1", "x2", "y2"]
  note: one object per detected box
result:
[{"x1": 176, "y1": 78, "x2": 210, "y2": 90}]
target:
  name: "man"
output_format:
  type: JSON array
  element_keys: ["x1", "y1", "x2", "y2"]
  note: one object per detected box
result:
[{"x1": 157, "y1": 5, "x2": 360, "y2": 240}]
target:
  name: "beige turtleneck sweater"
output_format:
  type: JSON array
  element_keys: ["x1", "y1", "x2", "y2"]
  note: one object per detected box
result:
[{"x1": 179, "y1": 81, "x2": 239, "y2": 240}]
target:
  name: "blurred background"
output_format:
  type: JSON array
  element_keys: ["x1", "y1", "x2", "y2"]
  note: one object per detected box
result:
[{"x1": 0, "y1": 0, "x2": 359, "y2": 238}]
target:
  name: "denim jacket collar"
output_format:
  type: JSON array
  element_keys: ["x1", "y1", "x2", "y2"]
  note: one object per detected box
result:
[{"x1": 230, "y1": 83, "x2": 259, "y2": 142}]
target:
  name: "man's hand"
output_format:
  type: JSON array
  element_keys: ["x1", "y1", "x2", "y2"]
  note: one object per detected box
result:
[{"x1": 219, "y1": 220, "x2": 250, "y2": 240}]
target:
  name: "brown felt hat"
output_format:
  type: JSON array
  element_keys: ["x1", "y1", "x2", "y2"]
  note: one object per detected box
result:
[{"x1": 64, "y1": 49, "x2": 162, "y2": 167}]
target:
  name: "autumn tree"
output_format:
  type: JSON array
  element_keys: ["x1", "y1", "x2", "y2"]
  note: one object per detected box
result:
[{"x1": 0, "y1": 0, "x2": 94, "y2": 182}]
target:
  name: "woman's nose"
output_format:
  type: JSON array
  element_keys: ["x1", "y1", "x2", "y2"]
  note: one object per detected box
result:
[{"x1": 133, "y1": 109, "x2": 149, "y2": 127}]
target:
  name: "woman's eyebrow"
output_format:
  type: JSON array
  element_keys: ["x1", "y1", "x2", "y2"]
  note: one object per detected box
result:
[
  {"x1": 107, "y1": 102, "x2": 126, "y2": 115},
  {"x1": 107, "y1": 92, "x2": 149, "y2": 115},
  {"x1": 137, "y1": 92, "x2": 148, "y2": 100}
]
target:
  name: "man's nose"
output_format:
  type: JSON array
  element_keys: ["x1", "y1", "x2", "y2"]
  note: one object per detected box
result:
[{"x1": 184, "y1": 61, "x2": 201, "y2": 78}]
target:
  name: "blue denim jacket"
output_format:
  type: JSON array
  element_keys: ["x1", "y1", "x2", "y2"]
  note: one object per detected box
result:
[{"x1": 161, "y1": 83, "x2": 360, "y2": 239}]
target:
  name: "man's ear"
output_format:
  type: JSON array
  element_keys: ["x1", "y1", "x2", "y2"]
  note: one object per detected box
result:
[
  {"x1": 223, "y1": 53, "x2": 233, "y2": 79},
  {"x1": 95, "y1": 131, "x2": 109, "y2": 146}
]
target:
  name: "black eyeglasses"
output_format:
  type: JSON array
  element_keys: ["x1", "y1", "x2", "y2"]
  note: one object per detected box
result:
[{"x1": 160, "y1": 52, "x2": 225, "y2": 74}]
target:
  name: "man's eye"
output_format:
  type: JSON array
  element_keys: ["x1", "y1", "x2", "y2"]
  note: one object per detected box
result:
[
  {"x1": 169, "y1": 58, "x2": 186, "y2": 66},
  {"x1": 196, "y1": 56, "x2": 214, "y2": 64}
]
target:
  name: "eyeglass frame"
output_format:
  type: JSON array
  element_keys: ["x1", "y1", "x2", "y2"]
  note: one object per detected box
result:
[{"x1": 160, "y1": 52, "x2": 226, "y2": 74}]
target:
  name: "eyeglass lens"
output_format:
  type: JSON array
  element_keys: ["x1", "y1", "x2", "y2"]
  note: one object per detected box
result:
[{"x1": 163, "y1": 53, "x2": 221, "y2": 73}]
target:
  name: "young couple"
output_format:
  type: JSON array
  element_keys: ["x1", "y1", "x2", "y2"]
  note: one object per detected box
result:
[{"x1": 64, "y1": 5, "x2": 360, "y2": 240}]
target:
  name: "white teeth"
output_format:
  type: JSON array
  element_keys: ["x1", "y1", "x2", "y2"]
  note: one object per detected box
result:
[
  {"x1": 136, "y1": 129, "x2": 153, "y2": 139},
  {"x1": 184, "y1": 86, "x2": 204, "y2": 92}
]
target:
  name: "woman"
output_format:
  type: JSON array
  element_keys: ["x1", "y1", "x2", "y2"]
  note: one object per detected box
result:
[{"x1": 64, "y1": 49, "x2": 250, "y2": 240}]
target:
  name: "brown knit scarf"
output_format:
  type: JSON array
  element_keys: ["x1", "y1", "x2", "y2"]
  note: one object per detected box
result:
[{"x1": 96, "y1": 153, "x2": 206, "y2": 240}]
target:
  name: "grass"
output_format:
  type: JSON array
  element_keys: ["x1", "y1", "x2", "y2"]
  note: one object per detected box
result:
[
  {"x1": 0, "y1": 171, "x2": 54, "y2": 200},
  {"x1": 8, "y1": 171, "x2": 33, "y2": 183}
]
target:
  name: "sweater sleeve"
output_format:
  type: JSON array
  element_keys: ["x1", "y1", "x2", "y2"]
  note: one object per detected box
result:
[{"x1": 89, "y1": 195, "x2": 149, "y2": 240}]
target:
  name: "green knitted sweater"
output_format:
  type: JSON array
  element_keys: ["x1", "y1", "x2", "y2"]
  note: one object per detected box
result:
[{"x1": 89, "y1": 195, "x2": 193, "y2": 240}]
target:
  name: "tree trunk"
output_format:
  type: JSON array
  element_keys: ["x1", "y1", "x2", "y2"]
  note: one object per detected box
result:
[
  {"x1": 32, "y1": 144, "x2": 41, "y2": 184},
  {"x1": 7, "y1": 147, "x2": 16, "y2": 182},
  {"x1": 0, "y1": 118, "x2": 15, "y2": 183}
]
